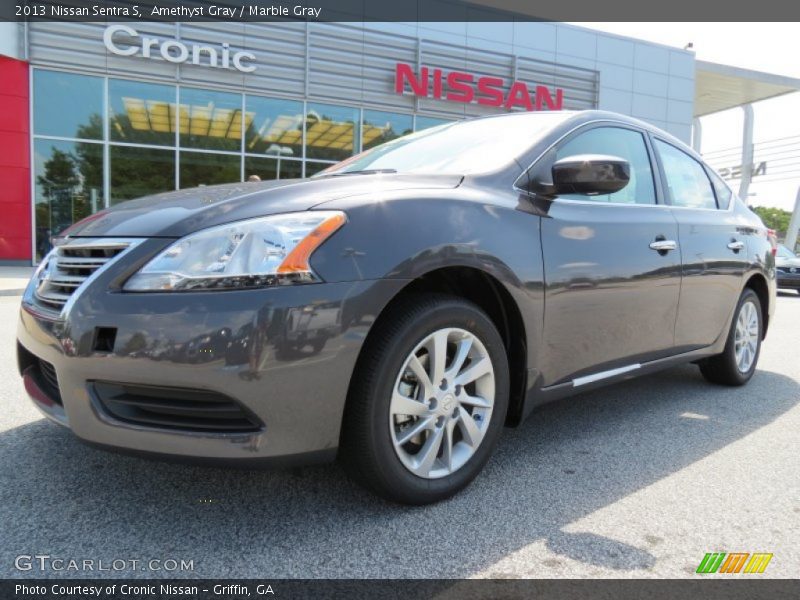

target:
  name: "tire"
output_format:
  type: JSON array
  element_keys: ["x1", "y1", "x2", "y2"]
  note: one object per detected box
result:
[
  {"x1": 340, "y1": 293, "x2": 510, "y2": 505},
  {"x1": 699, "y1": 288, "x2": 763, "y2": 386},
  {"x1": 310, "y1": 336, "x2": 327, "y2": 353}
]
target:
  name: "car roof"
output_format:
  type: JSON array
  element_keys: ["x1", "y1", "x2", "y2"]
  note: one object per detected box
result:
[{"x1": 469, "y1": 109, "x2": 700, "y2": 161}]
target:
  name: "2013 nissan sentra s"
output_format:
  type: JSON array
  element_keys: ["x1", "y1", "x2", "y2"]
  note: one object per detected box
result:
[{"x1": 18, "y1": 110, "x2": 776, "y2": 504}]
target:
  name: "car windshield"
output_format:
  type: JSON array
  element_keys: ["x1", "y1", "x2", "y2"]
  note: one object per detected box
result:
[
  {"x1": 316, "y1": 112, "x2": 570, "y2": 176},
  {"x1": 776, "y1": 245, "x2": 796, "y2": 259}
]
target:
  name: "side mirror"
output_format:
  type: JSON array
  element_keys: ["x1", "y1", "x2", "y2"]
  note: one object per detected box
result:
[{"x1": 551, "y1": 154, "x2": 630, "y2": 196}]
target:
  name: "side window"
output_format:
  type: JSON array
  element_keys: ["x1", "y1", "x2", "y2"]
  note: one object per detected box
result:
[
  {"x1": 707, "y1": 168, "x2": 733, "y2": 210},
  {"x1": 654, "y1": 140, "x2": 717, "y2": 209},
  {"x1": 553, "y1": 126, "x2": 656, "y2": 205}
]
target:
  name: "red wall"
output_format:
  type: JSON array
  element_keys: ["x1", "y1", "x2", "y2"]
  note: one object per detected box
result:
[{"x1": 0, "y1": 55, "x2": 31, "y2": 263}]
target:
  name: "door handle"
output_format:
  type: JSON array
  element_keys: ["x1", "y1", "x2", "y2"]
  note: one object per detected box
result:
[
  {"x1": 649, "y1": 240, "x2": 677, "y2": 252},
  {"x1": 727, "y1": 240, "x2": 745, "y2": 252}
]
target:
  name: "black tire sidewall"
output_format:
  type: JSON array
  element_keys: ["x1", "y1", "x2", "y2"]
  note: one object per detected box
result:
[{"x1": 365, "y1": 298, "x2": 509, "y2": 504}]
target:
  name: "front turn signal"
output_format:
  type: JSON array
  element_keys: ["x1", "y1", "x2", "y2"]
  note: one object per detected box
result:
[{"x1": 277, "y1": 212, "x2": 347, "y2": 274}]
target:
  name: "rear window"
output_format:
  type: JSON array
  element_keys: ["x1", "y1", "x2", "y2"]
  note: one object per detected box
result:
[
  {"x1": 655, "y1": 140, "x2": 717, "y2": 209},
  {"x1": 707, "y1": 169, "x2": 733, "y2": 210}
]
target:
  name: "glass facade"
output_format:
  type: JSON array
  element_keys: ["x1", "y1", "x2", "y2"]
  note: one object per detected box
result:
[
  {"x1": 31, "y1": 68, "x2": 453, "y2": 260},
  {"x1": 362, "y1": 110, "x2": 413, "y2": 150},
  {"x1": 110, "y1": 146, "x2": 175, "y2": 205},
  {"x1": 415, "y1": 116, "x2": 451, "y2": 132},
  {"x1": 244, "y1": 156, "x2": 303, "y2": 181},
  {"x1": 305, "y1": 103, "x2": 360, "y2": 162},
  {"x1": 179, "y1": 87, "x2": 243, "y2": 152},
  {"x1": 179, "y1": 151, "x2": 241, "y2": 189},
  {"x1": 109, "y1": 79, "x2": 175, "y2": 146},
  {"x1": 33, "y1": 139, "x2": 102, "y2": 259},
  {"x1": 34, "y1": 70, "x2": 104, "y2": 140},
  {"x1": 245, "y1": 96, "x2": 303, "y2": 158}
]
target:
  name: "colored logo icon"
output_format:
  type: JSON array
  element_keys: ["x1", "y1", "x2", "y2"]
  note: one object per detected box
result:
[{"x1": 696, "y1": 552, "x2": 773, "y2": 574}]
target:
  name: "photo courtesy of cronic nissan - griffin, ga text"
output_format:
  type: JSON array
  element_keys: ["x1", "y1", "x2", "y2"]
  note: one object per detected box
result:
[{"x1": 17, "y1": 110, "x2": 777, "y2": 504}]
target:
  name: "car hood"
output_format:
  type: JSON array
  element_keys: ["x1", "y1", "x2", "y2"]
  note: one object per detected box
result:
[
  {"x1": 60, "y1": 174, "x2": 463, "y2": 238},
  {"x1": 777, "y1": 256, "x2": 800, "y2": 268}
]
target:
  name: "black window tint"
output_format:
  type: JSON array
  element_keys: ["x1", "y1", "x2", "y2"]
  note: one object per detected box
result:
[
  {"x1": 708, "y1": 168, "x2": 733, "y2": 210},
  {"x1": 655, "y1": 140, "x2": 717, "y2": 209},
  {"x1": 553, "y1": 127, "x2": 656, "y2": 204}
]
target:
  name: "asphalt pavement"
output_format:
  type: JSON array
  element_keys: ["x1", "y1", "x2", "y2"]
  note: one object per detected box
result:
[{"x1": 1, "y1": 291, "x2": 798, "y2": 579}]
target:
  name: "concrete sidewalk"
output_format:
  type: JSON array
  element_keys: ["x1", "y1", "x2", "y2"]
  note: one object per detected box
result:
[{"x1": 0, "y1": 267, "x2": 34, "y2": 296}]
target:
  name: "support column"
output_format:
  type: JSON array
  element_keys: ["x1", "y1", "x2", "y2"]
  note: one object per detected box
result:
[
  {"x1": 738, "y1": 104, "x2": 754, "y2": 201},
  {"x1": 785, "y1": 188, "x2": 800, "y2": 252},
  {"x1": 692, "y1": 117, "x2": 702, "y2": 153}
]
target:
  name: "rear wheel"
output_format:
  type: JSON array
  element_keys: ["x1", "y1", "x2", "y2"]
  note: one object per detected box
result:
[
  {"x1": 699, "y1": 288, "x2": 762, "y2": 386},
  {"x1": 340, "y1": 294, "x2": 509, "y2": 505}
]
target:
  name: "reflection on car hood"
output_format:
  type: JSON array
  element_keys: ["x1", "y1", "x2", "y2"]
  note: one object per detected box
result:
[
  {"x1": 60, "y1": 174, "x2": 463, "y2": 238},
  {"x1": 776, "y1": 257, "x2": 800, "y2": 268}
]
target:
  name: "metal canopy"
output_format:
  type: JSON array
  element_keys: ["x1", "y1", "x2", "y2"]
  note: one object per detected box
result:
[{"x1": 695, "y1": 60, "x2": 800, "y2": 117}]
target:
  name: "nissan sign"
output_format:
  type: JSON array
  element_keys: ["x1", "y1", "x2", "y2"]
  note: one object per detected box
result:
[{"x1": 394, "y1": 62, "x2": 564, "y2": 111}]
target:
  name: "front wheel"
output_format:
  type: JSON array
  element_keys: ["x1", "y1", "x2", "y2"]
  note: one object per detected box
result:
[
  {"x1": 699, "y1": 288, "x2": 763, "y2": 386},
  {"x1": 340, "y1": 294, "x2": 509, "y2": 505}
]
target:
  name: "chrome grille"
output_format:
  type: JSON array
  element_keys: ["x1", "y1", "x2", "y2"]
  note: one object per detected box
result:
[{"x1": 34, "y1": 240, "x2": 131, "y2": 312}]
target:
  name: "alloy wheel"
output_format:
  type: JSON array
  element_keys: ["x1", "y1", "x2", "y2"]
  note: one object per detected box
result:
[
  {"x1": 389, "y1": 327, "x2": 495, "y2": 479},
  {"x1": 734, "y1": 300, "x2": 759, "y2": 373}
]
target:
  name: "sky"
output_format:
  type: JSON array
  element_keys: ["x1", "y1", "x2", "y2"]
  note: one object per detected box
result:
[{"x1": 571, "y1": 23, "x2": 800, "y2": 211}]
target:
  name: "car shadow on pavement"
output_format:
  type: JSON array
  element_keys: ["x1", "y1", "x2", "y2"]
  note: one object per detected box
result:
[{"x1": 0, "y1": 365, "x2": 797, "y2": 579}]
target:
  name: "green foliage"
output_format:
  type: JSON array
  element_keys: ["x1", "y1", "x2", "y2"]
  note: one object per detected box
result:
[
  {"x1": 750, "y1": 206, "x2": 792, "y2": 236},
  {"x1": 36, "y1": 147, "x2": 78, "y2": 198}
]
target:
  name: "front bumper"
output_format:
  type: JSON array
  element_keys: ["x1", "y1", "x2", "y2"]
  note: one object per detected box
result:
[
  {"x1": 776, "y1": 272, "x2": 800, "y2": 289},
  {"x1": 17, "y1": 245, "x2": 404, "y2": 465}
]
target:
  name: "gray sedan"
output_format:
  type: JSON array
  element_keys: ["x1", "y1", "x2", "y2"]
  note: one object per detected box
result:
[{"x1": 17, "y1": 110, "x2": 776, "y2": 504}]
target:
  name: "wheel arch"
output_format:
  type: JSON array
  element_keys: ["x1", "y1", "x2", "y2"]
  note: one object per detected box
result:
[
  {"x1": 743, "y1": 272, "x2": 770, "y2": 339},
  {"x1": 348, "y1": 266, "x2": 529, "y2": 429}
]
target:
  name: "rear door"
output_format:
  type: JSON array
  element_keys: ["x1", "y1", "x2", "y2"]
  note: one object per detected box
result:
[
  {"x1": 651, "y1": 138, "x2": 746, "y2": 350},
  {"x1": 537, "y1": 124, "x2": 682, "y2": 386}
]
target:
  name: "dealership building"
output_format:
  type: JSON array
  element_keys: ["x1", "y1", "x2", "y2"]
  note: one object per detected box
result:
[{"x1": 1, "y1": 18, "x2": 799, "y2": 264}]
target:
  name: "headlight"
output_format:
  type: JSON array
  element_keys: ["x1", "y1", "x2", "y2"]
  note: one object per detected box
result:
[{"x1": 124, "y1": 211, "x2": 346, "y2": 291}]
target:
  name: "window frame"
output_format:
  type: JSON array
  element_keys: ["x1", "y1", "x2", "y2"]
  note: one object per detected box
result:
[{"x1": 519, "y1": 121, "x2": 667, "y2": 208}]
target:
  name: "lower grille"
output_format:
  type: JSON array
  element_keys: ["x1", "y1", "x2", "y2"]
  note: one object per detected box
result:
[
  {"x1": 92, "y1": 382, "x2": 263, "y2": 433},
  {"x1": 37, "y1": 359, "x2": 63, "y2": 405},
  {"x1": 17, "y1": 344, "x2": 62, "y2": 406},
  {"x1": 34, "y1": 239, "x2": 132, "y2": 312}
]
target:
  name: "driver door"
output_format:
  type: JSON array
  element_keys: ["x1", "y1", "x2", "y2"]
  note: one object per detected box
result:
[{"x1": 536, "y1": 125, "x2": 682, "y2": 386}]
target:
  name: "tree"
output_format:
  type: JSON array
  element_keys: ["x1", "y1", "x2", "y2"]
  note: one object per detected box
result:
[
  {"x1": 750, "y1": 206, "x2": 791, "y2": 237},
  {"x1": 36, "y1": 147, "x2": 78, "y2": 199}
]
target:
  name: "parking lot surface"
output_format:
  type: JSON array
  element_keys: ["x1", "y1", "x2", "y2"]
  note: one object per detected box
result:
[{"x1": 1, "y1": 292, "x2": 798, "y2": 578}]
